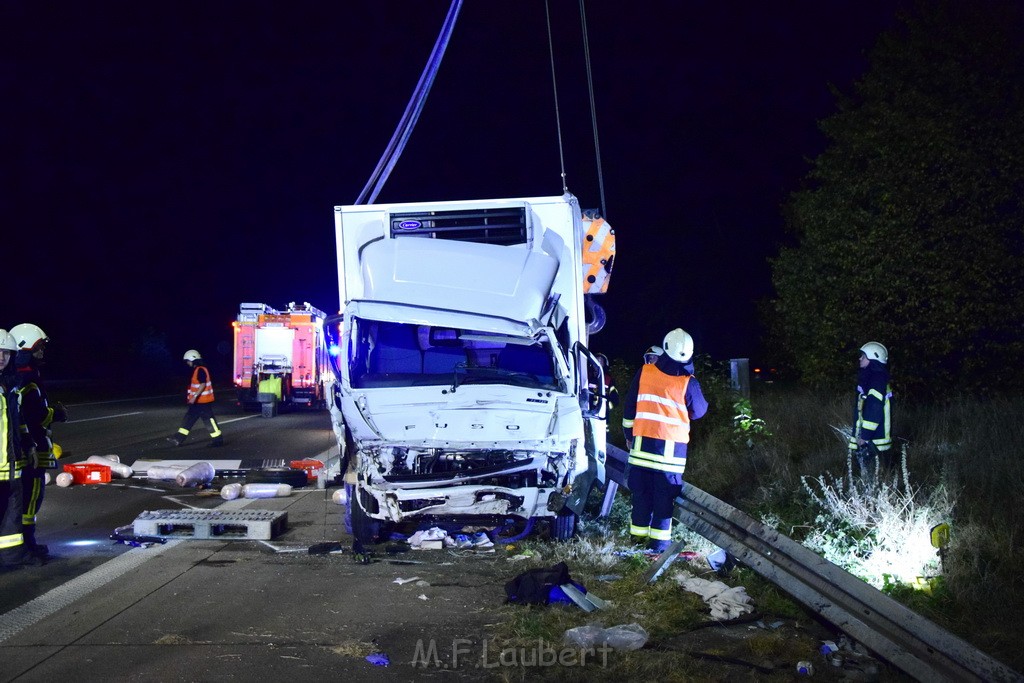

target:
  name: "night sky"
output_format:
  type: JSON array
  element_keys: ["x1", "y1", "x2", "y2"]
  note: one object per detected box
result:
[{"x1": 2, "y1": 1, "x2": 902, "y2": 379}]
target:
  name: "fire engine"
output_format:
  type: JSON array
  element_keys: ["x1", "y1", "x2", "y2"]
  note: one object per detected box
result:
[{"x1": 231, "y1": 302, "x2": 332, "y2": 415}]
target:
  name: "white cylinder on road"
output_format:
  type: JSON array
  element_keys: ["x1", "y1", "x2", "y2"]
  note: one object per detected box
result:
[
  {"x1": 220, "y1": 482, "x2": 243, "y2": 500},
  {"x1": 86, "y1": 455, "x2": 134, "y2": 478},
  {"x1": 242, "y1": 483, "x2": 293, "y2": 499},
  {"x1": 146, "y1": 463, "x2": 187, "y2": 480},
  {"x1": 175, "y1": 462, "x2": 215, "y2": 487},
  {"x1": 55, "y1": 472, "x2": 75, "y2": 487}
]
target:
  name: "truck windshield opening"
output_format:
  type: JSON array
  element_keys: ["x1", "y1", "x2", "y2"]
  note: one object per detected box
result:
[{"x1": 348, "y1": 318, "x2": 560, "y2": 391}]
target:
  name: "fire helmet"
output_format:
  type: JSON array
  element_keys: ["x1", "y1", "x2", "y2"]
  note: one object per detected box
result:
[
  {"x1": 663, "y1": 328, "x2": 694, "y2": 363},
  {"x1": 860, "y1": 342, "x2": 888, "y2": 364},
  {"x1": 0, "y1": 329, "x2": 17, "y2": 352},
  {"x1": 643, "y1": 346, "x2": 663, "y2": 364},
  {"x1": 9, "y1": 323, "x2": 48, "y2": 352},
  {"x1": 183, "y1": 349, "x2": 202, "y2": 362}
]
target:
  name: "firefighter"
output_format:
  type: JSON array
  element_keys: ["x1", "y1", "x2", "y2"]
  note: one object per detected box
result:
[
  {"x1": 9, "y1": 323, "x2": 67, "y2": 559},
  {"x1": 850, "y1": 341, "x2": 893, "y2": 472},
  {"x1": 621, "y1": 328, "x2": 708, "y2": 552},
  {"x1": 0, "y1": 328, "x2": 35, "y2": 569},
  {"x1": 643, "y1": 345, "x2": 663, "y2": 365},
  {"x1": 168, "y1": 350, "x2": 224, "y2": 447}
]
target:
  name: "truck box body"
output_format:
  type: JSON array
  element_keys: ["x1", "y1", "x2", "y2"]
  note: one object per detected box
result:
[
  {"x1": 232, "y1": 302, "x2": 332, "y2": 411},
  {"x1": 328, "y1": 194, "x2": 611, "y2": 533}
]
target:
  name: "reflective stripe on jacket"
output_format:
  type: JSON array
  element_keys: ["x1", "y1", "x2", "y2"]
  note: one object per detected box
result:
[
  {"x1": 189, "y1": 365, "x2": 215, "y2": 404},
  {"x1": 626, "y1": 365, "x2": 691, "y2": 474},
  {"x1": 1, "y1": 388, "x2": 23, "y2": 481}
]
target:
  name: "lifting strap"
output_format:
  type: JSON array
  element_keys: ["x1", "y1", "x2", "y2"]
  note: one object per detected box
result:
[{"x1": 355, "y1": 0, "x2": 464, "y2": 205}]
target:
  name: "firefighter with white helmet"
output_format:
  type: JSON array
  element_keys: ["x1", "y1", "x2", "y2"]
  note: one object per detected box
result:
[
  {"x1": 0, "y1": 329, "x2": 38, "y2": 568},
  {"x1": 851, "y1": 341, "x2": 893, "y2": 472},
  {"x1": 168, "y1": 349, "x2": 224, "y2": 447},
  {"x1": 621, "y1": 328, "x2": 708, "y2": 551},
  {"x1": 9, "y1": 323, "x2": 67, "y2": 560},
  {"x1": 643, "y1": 345, "x2": 663, "y2": 365}
]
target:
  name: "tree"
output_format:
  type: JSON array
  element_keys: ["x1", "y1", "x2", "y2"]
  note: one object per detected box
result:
[{"x1": 768, "y1": 1, "x2": 1024, "y2": 398}]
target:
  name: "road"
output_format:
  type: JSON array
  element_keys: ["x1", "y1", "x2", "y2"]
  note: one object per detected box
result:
[{"x1": 0, "y1": 394, "x2": 336, "y2": 615}]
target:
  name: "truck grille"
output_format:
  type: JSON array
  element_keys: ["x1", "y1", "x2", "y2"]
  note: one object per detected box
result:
[{"x1": 389, "y1": 207, "x2": 527, "y2": 245}]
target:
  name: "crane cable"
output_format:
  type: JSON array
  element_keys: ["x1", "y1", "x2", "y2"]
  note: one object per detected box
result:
[
  {"x1": 545, "y1": 0, "x2": 609, "y2": 218},
  {"x1": 355, "y1": 0, "x2": 464, "y2": 205},
  {"x1": 544, "y1": 0, "x2": 568, "y2": 195},
  {"x1": 579, "y1": 0, "x2": 607, "y2": 220}
]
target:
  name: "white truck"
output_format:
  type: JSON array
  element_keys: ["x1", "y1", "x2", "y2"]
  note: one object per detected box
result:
[{"x1": 325, "y1": 193, "x2": 615, "y2": 541}]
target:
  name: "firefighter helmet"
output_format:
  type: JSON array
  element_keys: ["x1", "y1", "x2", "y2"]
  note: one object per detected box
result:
[
  {"x1": 643, "y1": 345, "x2": 663, "y2": 364},
  {"x1": 9, "y1": 323, "x2": 48, "y2": 351},
  {"x1": 183, "y1": 349, "x2": 202, "y2": 362},
  {"x1": 860, "y1": 342, "x2": 888, "y2": 364},
  {"x1": 0, "y1": 329, "x2": 17, "y2": 352},
  {"x1": 663, "y1": 328, "x2": 694, "y2": 363}
]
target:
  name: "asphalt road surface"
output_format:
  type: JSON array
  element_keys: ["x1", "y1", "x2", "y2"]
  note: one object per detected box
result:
[{"x1": 0, "y1": 394, "x2": 336, "y2": 615}]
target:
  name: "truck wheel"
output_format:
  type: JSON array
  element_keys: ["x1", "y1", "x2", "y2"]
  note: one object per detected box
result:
[
  {"x1": 552, "y1": 509, "x2": 577, "y2": 541},
  {"x1": 350, "y1": 492, "x2": 381, "y2": 543},
  {"x1": 245, "y1": 467, "x2": 308, "y2": 488}
]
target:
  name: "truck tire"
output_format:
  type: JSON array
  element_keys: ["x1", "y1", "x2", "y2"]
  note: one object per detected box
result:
[
  {"x1": 350, "y1": 492, "x2": 381, "y2": 543},
  {"x1": 245, "y1": 467, "x2": 308, "y2": 488},
  {"x1": 552, "y1": 509, "x2": 577, "y2": 541}
]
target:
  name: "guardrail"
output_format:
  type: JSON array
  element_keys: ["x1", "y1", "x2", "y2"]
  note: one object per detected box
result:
[{"x1": 602, "y1": 445, "x2": 1022, "y2": 682}]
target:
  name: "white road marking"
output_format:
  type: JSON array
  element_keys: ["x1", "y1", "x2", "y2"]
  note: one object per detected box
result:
[
  {"x1": 66, "y1": 411, "x2": 143, "y2": 424},
  {"x1": 220, "y1": 414, "x2": 260, "y2": 425}
]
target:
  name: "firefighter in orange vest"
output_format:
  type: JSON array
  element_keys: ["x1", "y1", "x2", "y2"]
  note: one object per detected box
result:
[
  {"x1": 621, "y1": 328, "x2": 708, "y2": 552},
  {"x1": 168, "y1": 350, "x2": 224, "y2": 447}
]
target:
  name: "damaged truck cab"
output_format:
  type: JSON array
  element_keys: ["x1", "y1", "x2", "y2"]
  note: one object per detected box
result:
[{"x1": 327, "y1": 194, "x2": 613, "y2": 539}]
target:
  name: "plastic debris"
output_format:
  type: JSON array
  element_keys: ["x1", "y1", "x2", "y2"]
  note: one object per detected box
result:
[
  {"x1": 393, "y1": 576, "x2": 420, "y2": 585},
  {"x1": 672, "y1": 570, "x2": 754, "y2": 620},
  {"x1": 796, "y1": 660, "x2": 814, "y2": 676},
  {"x1": 417, "y1": 594, "x2": 428, "y2": 600},
  {"x1": 365, "y1": 653, "x2": 389, "y2": 667},
  {"x1": 563, "y1": 622, "x2": 648, "y2": 651},
  {"x1": 55, "y1": 472, "x2": 75, "y2": 487},
  {"x1": 596, "y1": 574, "x2": 622, "y2": 582}
]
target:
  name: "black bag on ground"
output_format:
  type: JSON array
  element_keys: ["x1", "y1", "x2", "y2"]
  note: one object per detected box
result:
[{"x1": 504, "y1": 561, "x2": 572, "y2": 604}]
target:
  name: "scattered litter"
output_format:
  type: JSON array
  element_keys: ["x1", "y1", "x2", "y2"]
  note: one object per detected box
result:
[
  {"x1": 596, "y1": 574, "x2": 622, "y2": 582},
  {"x1": 414, "y1": 580, "x2": 430, "y2": 587},
  {"x1": 563, "y1": 622, "x2": 648, "y2": 651},
  {"x1": 508, "y1": 553, "x2": 533, "y2": 563},
  {"x1": 365, "y1": 653, "x2": 389, "y2": 667},
  {"x1": 672, "y1": 570, "x2": 754, "y2": 620},
  {"x1": 110, "y1": 524, "x2": 168, "y2": 548},
  {"x1": 558, "y1": 583, "x2": 609, "y2": 612},
  {"x1": 55, "y1": 472, "x2": 75, "y2": 487},
  {"x1": 417, "y1": 594, "x2": 428, "y2": 600},
  {"x1": 388, "y1": 559, "x2": 425, "y2": 565},
  {"x1": 796, "y1": 660, "x2": 814, "y2": 676},
  {"x1": 820, "y1": 640, "x2": 839, "y2": 655},
  {"x1": 706, "y1": 548, "x2": 736, "y2": 572},
  {"x1": 393, "y1": 576, "x2": 420, "y2": 585},
  {"x1": 308, "y1": 541, "x2": 344, "y2": 555},
  {"x1": 407, "y1": 527, "x2": 451, "y2": 549},
  {"x1": 756, "y1": 619, "x2": 785, "y2": 629}
]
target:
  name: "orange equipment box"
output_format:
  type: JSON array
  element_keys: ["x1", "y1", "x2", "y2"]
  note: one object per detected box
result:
[
  {"x1": 289, "y1": 459, "x2": 324, "y2": 482},
  {"x1": 63, "y1": 463, "x2": 112, "y2": 484}
]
